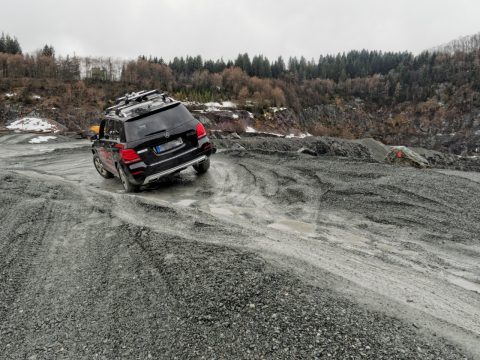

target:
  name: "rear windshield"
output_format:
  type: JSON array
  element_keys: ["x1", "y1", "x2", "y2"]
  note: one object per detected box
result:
[{"x1": 124, "y1": 103, "x2": 194, "y2": 142}]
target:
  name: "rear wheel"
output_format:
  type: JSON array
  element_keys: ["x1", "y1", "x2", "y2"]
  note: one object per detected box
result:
[
  {"x1": 93, "y1": 154, "x2": 114, "y2": 179},
  {"x1": 118, "y1": 165, "x2": 140, "y2": 193},
  {"x1": 193, "y1": 157, "x2": 210, "y2": 174}
]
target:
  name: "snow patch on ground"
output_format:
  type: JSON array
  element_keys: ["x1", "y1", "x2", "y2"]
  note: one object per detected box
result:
[
  {"x1": 5, "y1": 92, "x2": 17, "y2": 98},
  {"x1": 7, "y1": 118, "x2": 59, "y2": 133},
  {"x1": 286, "y1": 133, "x2": 313, "y2": 139},
  {"x1": 32, "y1": 95, "x2": 42, "y2": 100},
  {"x1": 182, "y1": 101, "x2": 202, "y2": 107},
  {"x1": 260, "y1": 132, "x2": 284, "y2": 137},
  {"x1": 244, "y1": 128, "x2": 311, "y2": 138},
  {"x1": 204, "y1": 101, "x2": 237, "y2": 111},
  {"x1": 271, "y1": 107, "x2": 287, "y2": 113},
  {"x1": 28, "y1": 136, "x2": 57, "y2": 144}
]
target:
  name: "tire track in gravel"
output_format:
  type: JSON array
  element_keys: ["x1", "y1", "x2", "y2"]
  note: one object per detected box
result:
[
  {"x1": 107, "y1": 150, "x2": 480, "y2": 357},
  {"x1": 1, "y1": 171, "x2": 471, "y2": 359}
]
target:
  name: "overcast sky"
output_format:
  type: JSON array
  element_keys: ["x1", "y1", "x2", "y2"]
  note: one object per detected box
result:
[{"x1": 2, "y1": 0, "x2": 480, "y2": 61}]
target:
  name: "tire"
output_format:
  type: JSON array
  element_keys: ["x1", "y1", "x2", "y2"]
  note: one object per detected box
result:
[
  {"x1": 118, "y1": 165, "x2": 140, "y2": 193},
  {"x1": 93, "y1": 154, "x2": 114, "y2": 179},
  {"x1": 193, "y1": 157, "x2": 210, "y2": 174}
]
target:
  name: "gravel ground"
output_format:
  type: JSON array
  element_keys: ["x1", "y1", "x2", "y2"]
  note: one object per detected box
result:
[{"x1": 0, "y1": 134, "x2": 479, "y2": 359}]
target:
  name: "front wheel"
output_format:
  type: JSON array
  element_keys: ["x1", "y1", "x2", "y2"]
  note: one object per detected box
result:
[
  {"x1": 118, "y1": 165, "x2": 140, "y2": 193},
  {"x1": 193, "y1": 157, "x2": 210, "y2": 174},
  {"x1": 93, "y1": 154, "x2": 114, "y2": 179}
]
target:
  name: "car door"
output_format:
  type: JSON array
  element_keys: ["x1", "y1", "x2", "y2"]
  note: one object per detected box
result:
[
  {"x1": 98, "y1": 119, "x2": 117, "y2": 174},
  {"x1": 107, "y1": 120, "x2": 122, "y2": 174}
]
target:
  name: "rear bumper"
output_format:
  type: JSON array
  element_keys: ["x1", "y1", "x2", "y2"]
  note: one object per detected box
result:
[
  {"x1": 120, "y1": 137, "x2": 214, "y2": 186},
  {"x1": 124, "y1": 147, "x2": 213, "y2": 186},
  {"x1": 143, "y1": 155, "x2": 207, "y2": 184}
]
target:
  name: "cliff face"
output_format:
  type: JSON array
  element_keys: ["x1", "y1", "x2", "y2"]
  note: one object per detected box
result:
[
  {"x1": 193, "y1": 99, "x2": 480, "y2": 155},
  {"x1": 299, "y1": 100, "x2": 480, "y2": 155}
]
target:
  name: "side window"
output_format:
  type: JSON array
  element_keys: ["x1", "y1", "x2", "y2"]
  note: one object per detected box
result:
[
  {"x1": 118, "y1": 122, "x2": 126, "y2": 142},
  {"x1": 103, "y1": 119, "x2": 118, "y2": 141},
  {"x1": 99, "y1": 119, "x2": 106, "y2": 139},
  {"x1": 104, "y1": 120, "x2": 112, "y2": 139},
  {"x1": 110, "y1": 121, "x2": 120, "y2": 142}
]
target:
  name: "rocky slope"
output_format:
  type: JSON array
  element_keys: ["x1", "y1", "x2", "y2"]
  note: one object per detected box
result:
[
  {"x1": 193, "y1": 100, "x2": 480, "y2": 156},
  {"x1": 2, "y1": 89, "x2": 479, "y2": 156}
]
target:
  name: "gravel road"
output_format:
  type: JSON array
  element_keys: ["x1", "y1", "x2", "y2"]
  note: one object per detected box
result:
[{"x1": 0, "y1": 134, "x2": 479, "y2": 359}]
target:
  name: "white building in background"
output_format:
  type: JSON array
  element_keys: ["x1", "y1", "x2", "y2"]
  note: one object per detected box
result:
[{"x1": 79, "y1": 57, "x2": 125, "y2": 81}]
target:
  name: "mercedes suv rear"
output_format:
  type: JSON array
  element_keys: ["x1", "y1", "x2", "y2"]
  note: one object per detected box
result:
[{"x1": 91, "y1": 90, "x2": 215, "y2": 192}]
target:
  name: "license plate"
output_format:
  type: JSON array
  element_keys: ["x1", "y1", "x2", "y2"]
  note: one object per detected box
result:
[{"x1": 154, "y1": 138, "x2": 183, "y2": 154}]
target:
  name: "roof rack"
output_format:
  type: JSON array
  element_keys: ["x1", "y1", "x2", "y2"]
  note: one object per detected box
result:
[
  {"x1": 115, "y1": 89, "x2": 159, "y2": 104},
  {"x1": 104, "y1": 89, "x2": 174, "y2": 118}
]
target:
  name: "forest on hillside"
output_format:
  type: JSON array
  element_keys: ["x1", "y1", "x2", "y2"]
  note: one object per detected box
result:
[
  {"x1": 1, "y1": 31, "x2": 480, "y2": 111},
  {"x1": 1, "y1": 32, "x2": 480, "y2": 154}
]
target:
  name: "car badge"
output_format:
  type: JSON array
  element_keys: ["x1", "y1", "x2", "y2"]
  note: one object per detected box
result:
[{"x1": 164, "y1": 131, "x2": 170, "y2": 138}]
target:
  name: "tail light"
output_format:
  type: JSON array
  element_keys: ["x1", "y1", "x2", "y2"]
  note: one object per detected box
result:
[
  {"x1": 196, "y1": 122, "x2": 207, "y2": 139},
  {"x1": 120, "y1": 148, "x2": 141, "y2": 164}
]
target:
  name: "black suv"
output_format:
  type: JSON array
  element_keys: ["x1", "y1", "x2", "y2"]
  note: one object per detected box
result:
[{"x1": 91, "y1": 90, "x2": 215, "y2": 192}]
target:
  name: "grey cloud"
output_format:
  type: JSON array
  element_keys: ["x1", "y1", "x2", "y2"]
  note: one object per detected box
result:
[{"x1": 2, "y1": 0, "x2": 479, "y2": 60}]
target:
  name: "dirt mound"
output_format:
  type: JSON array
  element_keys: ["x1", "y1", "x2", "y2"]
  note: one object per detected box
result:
[
  {"x1": 354, "y1": 138, "x2": 390, "y2": 162},
  {"x1": 215, "y1": 136, "x2": 374, "y2": 161},
  {"x1": 215, "y1": 135, "x2": 480, "y2": 172},
  {"x1": 412, "y1": 146, "x2": 480, "y2": 172}
]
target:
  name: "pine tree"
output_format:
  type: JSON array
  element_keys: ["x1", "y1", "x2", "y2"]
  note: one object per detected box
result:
[
  {"x1": 272, "y1": 56, "x2": 286, "y2": 78},
  {"x1": 234, "y1": 53, "x2": 252, "y2": 74},
  {"x1": 0, "y1": 33, "x2": 22, "y2": 54},
  {"x1": 0, "y1": 33, "x2": 5, "y2": 53},
  {"x1": 41, "y1": 44, "x2": 55, "y2": 57}
]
